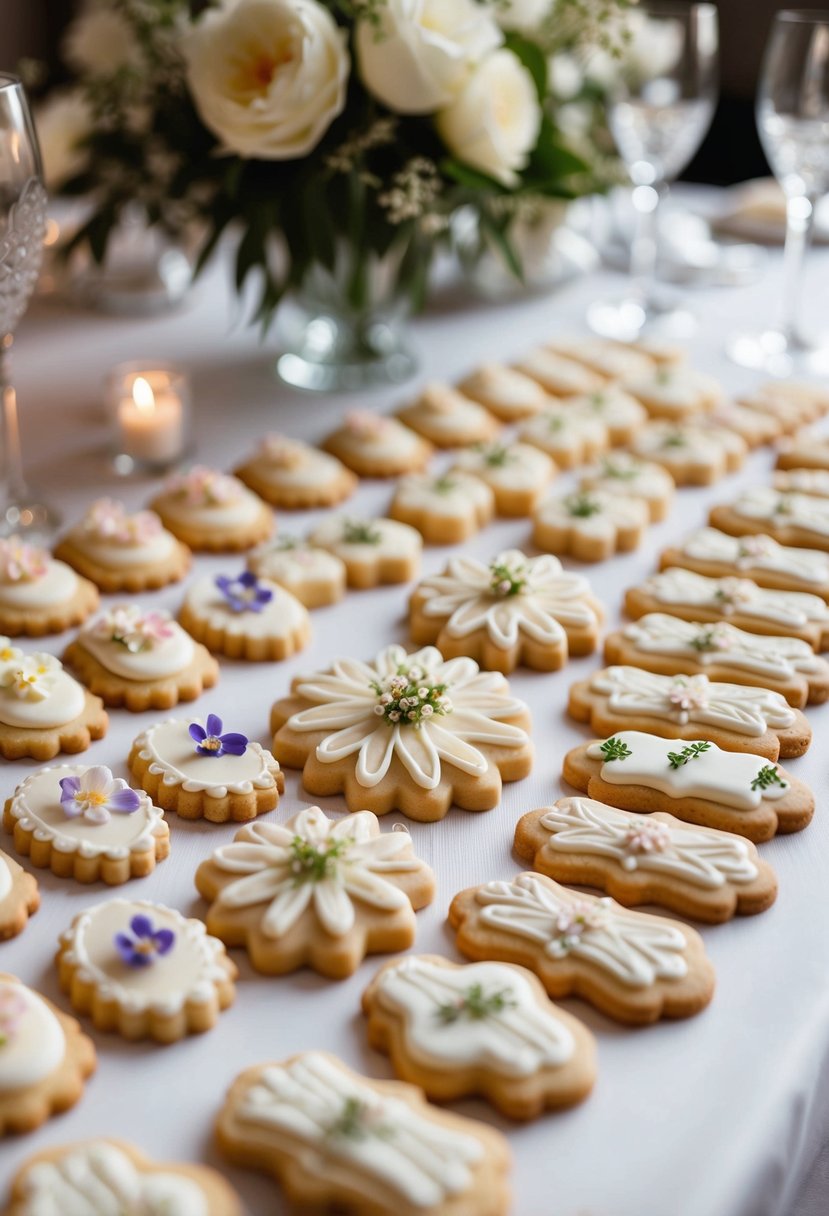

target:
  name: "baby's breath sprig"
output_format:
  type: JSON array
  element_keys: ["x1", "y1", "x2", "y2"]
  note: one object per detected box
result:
[
  {"x1": 436, "y1": 983, "x2": 517, "y2": 1024},
  {"x1": 489, "y1": 560, "x2": 527, "y2": 598},
  {"x1": 371, "y1": 664, "x2": 453, "y2": 727},
  {"x1": 289, "y1": 836, "x2": 350, "y2": 885}
]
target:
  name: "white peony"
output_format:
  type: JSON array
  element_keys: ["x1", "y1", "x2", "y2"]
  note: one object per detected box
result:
[
  {"x1": 184, "y1": 0, "x2": 349, "y2": 160},
  {"x1": 494, "y1": 0, "x2": 553, "y2": 33},
  {"x1": 356, "y1": 0, "x2": 502, "y2": 116},
  {"x1": 63, "y1": 6, "x2": 139, "y2": 77},
  {"x1": 35, "y1": 90, "x2": 92, "y2": 190},
  {"x1": 437, "y1": 49, "x2": 541, "y2": 186}
]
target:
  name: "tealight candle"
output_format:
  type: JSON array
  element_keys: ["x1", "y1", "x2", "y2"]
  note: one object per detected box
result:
[{"x1": 107, "y1": 364, "x2": 192, "y2": 473}]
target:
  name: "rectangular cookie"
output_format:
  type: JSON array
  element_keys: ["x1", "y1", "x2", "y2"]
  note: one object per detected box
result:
[
  {"x1": 631, "y1": 421, "x2": 746, "y2": 485},
  {"x1": 773, "y1": 468, "x2": 829, "y2": 498},
  {"x1": 605, "y1": 612, "x2": 829, "y2": 707},
  {"x1": 710, "y1": 487, "x2": 829, "y2": 551},
  {"x1": 568, "y1": 666, "x2": 811, "y2": 759},
  {"x1": 659, "y1": 527, "x2": 829, "y2": 602},
  {"x1": 776, "y1": 434, "x2": 829, "y2": 471},
  {"x1": 562, "y1": 730, "x2": 813, "y2": 841}
]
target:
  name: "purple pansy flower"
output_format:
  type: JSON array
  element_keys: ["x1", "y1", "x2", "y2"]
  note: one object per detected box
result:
[
  {"x1": 114, "y1": 914, "x2": 175, "y2": 968},
  {"x1": 215, "y1": 570, "x2": 273, "y2": 613},
  {"x1": 189, "y1": 713, "x2": 248, "y2": 757},
  {"x1": 59, "y1": 766, "x2": 140, "y2": 824}
]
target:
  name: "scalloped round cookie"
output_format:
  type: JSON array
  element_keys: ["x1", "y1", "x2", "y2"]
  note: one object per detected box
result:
[
  {"x1": 179, "y1": 571, "x2": 311, "y2": 661},
  {"x1": 0, "y1": 537, "x2": 99, "y2": 637},
  {"x1": 149, "y1": 466, "x2": 274, "y2": 552},
  {"x1": 54, "y1": 499, "x2": 190, "y2": 593}
]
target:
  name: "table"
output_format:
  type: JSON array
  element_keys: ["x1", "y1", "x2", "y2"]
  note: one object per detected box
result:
[{"x1": 2, "y1": 198, "x2": 828, "y2": 1216}]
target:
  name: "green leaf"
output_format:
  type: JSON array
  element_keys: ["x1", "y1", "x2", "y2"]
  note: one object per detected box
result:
[
  {"x1": 480, "y1": 213, "x2": 524, "y2": 282},
  {"x1": 235, "y1": 222, "x2": 264, "y2": 292},
  {"x1": 504, "y1": 32, "x2": 548, "y2": 100},
  {"x1": 193, "y1": 211, "x2": 232, "y2": 278},
  {"x1": 441, "y1": 157, "x2": 508, "y2": 194}
]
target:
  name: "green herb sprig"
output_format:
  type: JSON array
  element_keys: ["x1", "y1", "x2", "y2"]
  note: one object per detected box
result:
[
  {"x1": 599, "y1": 736, "x2": 632, "y2": 762},
  {"x1": 667, "y1": 742, "x2": 711, "y2": 769},
  {"x1": 436, "y1": 983, "x2": 516, "y2": 1024},
  {"x1": 751, "y1": 765, "x2": 786, "y2": 791}
]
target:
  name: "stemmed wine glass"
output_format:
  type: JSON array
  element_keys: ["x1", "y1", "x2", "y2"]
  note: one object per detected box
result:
[
  {"x1": 729, "y1": 10, "x2": 829, "y2": 373},
  {"x1": 588, "y1": 3, "x2": 719, "y2": 341},
  {"x1": 0, "y1": 74, "x2": 58, "y2": 538}
]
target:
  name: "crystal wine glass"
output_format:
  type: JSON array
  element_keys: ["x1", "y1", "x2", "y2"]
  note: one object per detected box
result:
[
  {"x1": 0, "y1": 74, "x2": 58, "y2": 538},
  {"x1": 587, "y1": 3, "x2": 719, "y2": 341},
  {"x1": 728, "y1": 10, "x2": 829, "y2": 373}
]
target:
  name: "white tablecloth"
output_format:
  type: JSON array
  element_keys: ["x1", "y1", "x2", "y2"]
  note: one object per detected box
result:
[{"x1": 1, "y1": 202, "x2": 828, "y2": 1216}]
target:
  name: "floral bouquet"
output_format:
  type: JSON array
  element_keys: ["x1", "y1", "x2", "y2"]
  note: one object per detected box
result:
[{"x1": 41, "y1": 0, "x2": 627, "y2": 385}]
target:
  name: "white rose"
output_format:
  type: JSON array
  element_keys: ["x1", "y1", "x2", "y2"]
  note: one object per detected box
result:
[
  {"x1": 494, "y1": 0, "x2": 553, "y2": 32},
  {"x1": 185, "y1": 0, "x2": 349, "y2": 160},
  {"x1": 35, "y1": 90, "x2": 93, "y2": 190},
  {"x1": 356, "y1": 0, "x2": 502, "y2": 116},
  {"x1": 63, "y1": 6, "x2": 138, "y2": 77},
  {"x1": 437, "y1": 49, "x2": 541, "y2": 186}
]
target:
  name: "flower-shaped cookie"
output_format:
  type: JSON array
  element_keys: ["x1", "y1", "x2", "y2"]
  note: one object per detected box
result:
[
  {"x1": 54, "y1": 498, "x2": 190, "y2": 593},
  {"x1": 579, "y1": 453, "x2": 675, "y2": 523},
  {"x1": 179, "y1": 570, "x2": 311, "y2": 661},
  {"x1": 518, "y1": 405, "x2": 609, "y2": 469},
  {"x1": 395, "y1": 382, "x2": 501, "y2": 447},
  {"x1": 196, "y1": 805, "x2": 436, "y2": 978},
  {"x1": 270, "y1": 644, "x2": 533, "y2": 820},
  {"x1": 149, "y1": 465, "x2": 274, "y2": 551},
  {"x1": 450, "y1": 441, "x2": 555, "y2": 516},
  {"x1": 0, "y1": 536, "x2": 98, "y2": 637},
  {"x1": 458, "y1": 362, "x2": 549, "y2": 421},
  {"x1": 533, "y1": 490, "x2": 649, "y2": 562},
  {"x1": 632, "y1": 422, "x2": 746, "y2": 485},
  {"x1": 64, "y1": 604, "x2": 219, "y2": 711},
  {"x1": 389, "y1": 472, "x2": 494, "y2": 545},
  {"x1": 247, "y1": 536, "x2": 346, "y2": 608},
  {"x1": 409, "y1": 550, "x2": 602, "y2": 672},
  {"x1": 567, "y1": 385, "x2": 648, "y2": 446},
  {"x1": 0, "y1": 848, "x2": 39, "y2": 941},
  {"x1": 323, "y1": 410, "x2": 433, "y2": 477},
  {"x1": 0, "y1": 644, "x2": 107, "y2": 761},
  {"x1": 308, "y1": 515, "x2": 422, "y2": 587},
  {"x1": 235, "y1": 433, "x2": 357, "y2": 509}
]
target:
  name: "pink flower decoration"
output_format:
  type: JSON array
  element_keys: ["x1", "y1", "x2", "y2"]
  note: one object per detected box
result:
[
  {"x1": 716, "y1": 577, "x2": 756, "y2": 609},
  {"x1": 167, "y1": 466, "x2": 241, "y2": 507},
  {"x1": 260, "y1": 434, "x2": 306, "y2": 467},
  {"x1": 345, "y1": 410, "x2": 392, "y2": 439},
  {"x1": 668, "y1": 676, "x2": 709, "y2": 712},
  {"x1": 0, "y1": 987, "x2": 27, "y2": 1046},
  {"x1": 0, "y1": 538, "x2": 48, "y2": 583},
  {"x1": 738, "y1": 535, "x2": 774, "y2": 560},
  {"x1": 623, "y1": 818, "x2": 672, "y2": 857},
  {"x1": 553, "y1": 899, "x2": 610, "y2": 944},
  {"x1": 94, "y1": 605, "x2": 175, "y2": 653},
  {"x1": 84, "y1": 499, "x2": 161, "y2": 545}
]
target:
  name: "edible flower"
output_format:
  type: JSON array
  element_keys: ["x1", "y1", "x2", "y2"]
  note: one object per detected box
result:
[
  {"x1": 215, "y1": 570, "x2": 273, "y2": 613},
  {"x1": 59, "y1": 766, "x2": 140, "y2": 824},
  {"x1": 189, "y1": 713, "x2": 248, "y2": 757},
  {"x1": 114, "y1": 914, "x2": 175, "y2": 968}
]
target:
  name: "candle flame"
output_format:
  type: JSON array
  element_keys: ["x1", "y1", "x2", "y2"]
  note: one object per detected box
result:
[{"x1": 132, "y1": 377, "x2": 156, "y2": 415}]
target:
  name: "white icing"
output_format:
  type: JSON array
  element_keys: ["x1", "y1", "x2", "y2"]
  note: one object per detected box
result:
[
  {"x1": 774, "y1": 468, "x2": 829, "y2": 497},
  {"x1": 155, "y1": 486, "x2": 262, "y2": 530},
  {"x1": 238, "y1": 1053, "x2": 484, "y2": 1207},
  {"x1": 287, "y1": 644, "x2": 529, "y2": 791},
  {"x1": 591, "y1": 667, "x2": 795, "y2": 736},
  {"x1": 580, "y1": 454, "x2": 674, "y2": 503},
  {"x1": 59, "y1": 898, "x2": 229, "y2": 1016},
  {"x1": 375, "y1": 957, "x2": 574, "y2": 1077},
  {"x1": 78, "y1": 613, "x2": 195, "y2": 680},
  {"x1": 535, "y1": 490, "x2": 649, "y2": 539},
  {"x1": 458, "y1": 363, "x2": 549, "y2": 417},
  {"x1": 623, "y1": 613, "x2": 824, "y2": 679},
  {"x1": 183, "y1": 573, "x2": 309, "y2": 640},
  {"x1": 586, "y1": 730, "x2": 789, "y2": 811},
  {"x1": 0, "y1": 980, "x2": 65, "y2": 1091},
  {"x1": 568, "y1": 386, "x2": 648, "y2": 432},
  {"x1": 538, "y1": 797, "x2": 758, "y2": 889},
  {"x1": 18, "y1": 1143, "x2": 208, "y2": 1216},
  {"x1": 309, "y1": 516, "x2": 422, "y2": 562},
  {"x1": 333, "y1": 414, "x2": 428, "y2": 463},
  {"x1": 133, "y1": 718, "x2": 280, "y2": 797},
  {"x1": 680, "y1": 527, "x2": 829, "y2": 586},
  {"x1": 416, "y1": 549, "x2": 598, "y2": 648},
  {"x1": 515, "y1": 348, "x2": 605, "y2": 394},
  {"x1": 8, "y1": 765, "x2": 166, "y2": 860},
  {"x1": 249, "y1": 439, "x2": 349, "y2": 489},
  {"x1": 210, "y1": 807, "x2": 421, "y2": 938},
  {"x1": 451, "y1": 442, "x2": 554, "y2": 491},
  {"x1": 69, "y1": 529, "x2": 176, "y2": 569},
  {"x1": 474, "y1": 874, "x2": 689, "y2": 988},
  {"x1": 248, "y1": 542, "x2": 345, "y2": 589},
  {"x1": 400, "y1": 384, "x2": 496, "y2": 438},
  {"x1": 633, "y1": 422, "x2": 745, "y2": 465},
  {"x1": 392, "y1": 472, "x2": 493, "y2": 520},
  {"x1": 0, "y1": 854, "x2": 11, "y2": 901},
  {"x1": 518, "y1": 405, "x2": 607, "y2": 457},
  {"x1": 640, "y1": 567, "x2": 829, "y2": 628},
  {"x1": 624, "y1": 366, "x2": 721, "y2": 412},
  {"x1": 546, "y1": 338, "x2": 655, "y2": 381},
  {"x1": 0, "y1": 660, "x2": 86, "y2": 729},
  {"x1": 724, "y1": 487, "x2": 829, "y2": 537},
  {"x1": 0, "y1": 559, "x2": 79, "y2": 609}
]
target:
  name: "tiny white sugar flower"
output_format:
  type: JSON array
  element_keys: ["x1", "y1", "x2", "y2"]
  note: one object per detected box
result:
[{"x1": 2, "y1": 653, "x2": 60, "y2": 701}]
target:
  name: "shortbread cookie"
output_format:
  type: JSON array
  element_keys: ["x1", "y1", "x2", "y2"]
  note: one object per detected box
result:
[
  {"x1": 148, "y1": 466, "x2": 274, "y2": 552},
  {"x1": 605, "y1": 613, "x2": 829, "y2": 708},
  {"x1": 738, "y1": 380, "x2": 829, "y2": 431},
  {"x1": 533, "y1": 490, "x2": 649, "y2": 561},
  {"x1": 568, "y1": 667, "x2": 810, "y2": 760},
  {"x1": 54, "y1": 498, "x2": 190, "y2": 593},
  {"x1": 195, "y1": 806, "x2": 435, "y2": 979},
  {"x1": 323, "y1": 410, "x2": 433, "y2": 478},
  {"x1": 308, "y1": 516, "x2": 422, "y2": 587},
  {"x1": 449, "y1": 873, "x2": 714, "y2": 1025},
  {"x1": 389, "y1": 472, "x2": 494, "y2": 544},
  {"x1": 0, "y1": 646, "x2": 107, "y2": 761},
  {"x1": 57, "y1": 899, "x2": 237, "y2": 1043},
  {"x1": 270, "y1": 643, "x2": 533, "y2": 821},
  {"x1": 632, "y1": 421, "x2": 746, "y2": 485},
  {"x1": 625, "y1": 567, "x2": 829, "y2": 649},
  {"x1": 409, "y1": 550, "x2": 602, "y2": 672},
  {"x1": 179, "y1": 571, "x2": 311, "y2": 661},
  {"x1": 774, "y1": 467, "x2": 829, "y2": 497},
  {"x1": 545, "y1": 336, "x2": 655, "y2": 382},
  {"x1": 0, "y1": 849, "x2": 39, "y2": 940},
  {"x1": 216, "y1": 1051, "x2": 511, "y2": 1216},
  {"x1": 777, "y1": 434, "x2": 829, "y2": 471},
  {"x1": 247, "y1": 536, "x2": 346, "y2": 608},
  {"x1": 563, "y1": 730, "x2": 812, "y2": 840},
  {"x1": 710, "y1": 487, "x2": 829, "y2": 551},
  {"x1": 567, "y1": 385, "x2": 648, "y2": 446},
  {"x1": 235, "y1": 433, "x2": 357, "y2": 509},
  {"x1": 514, "y1": 798, "x2": 777, "y2": 923},
  {"x1": 64, "y1": 604, "x2": 219, "y2": 711},
  {"x1": 518, "y1": 404, "x2": 609, "y2": 468},
  {"x1": 579, "y1": 453, "x2": 674, "y2": 522},
  {"x1": 457, "y1": 362, "x2": 549, "y2": 421},
  {"x1": 623, "y1": 365, "x2": 722, "y2": 420},
  {"x1": 0, "y1": 973, "x2": 95, "y2": 1136},
  {"x1": 395, "y1": 383, "x2": 501, "y2": 447},
  {"x1": 128, "y1": 715, "x2": 283, "y2": 822},
  {"x1": 450, "y1": 440, "x2": 555, "y2": 516},
  {"x1": 515, "y1": 347, "x2": 605, "y2": 396},
  {"x1": 628, "y1": 338, "x2": 687, "y2": 366},
  {"x1": 361, "y1": 954, "x2": 596, "y2": 1119},
  {"x1": 660, "y1": 527, "x2": 829, "y2": 602},
  {"x1": 708, "y1": 400, "x2": 782, "y2": 446},
  {"x1": 0, "y1": 538, "x2": 98, "y2": 637},
  {"x1": 4, "y1": 764, "x2": 169, "y2": 885},
  {"x1": 3, "y1": 1140, "x2": 243, "y2": 1215}
]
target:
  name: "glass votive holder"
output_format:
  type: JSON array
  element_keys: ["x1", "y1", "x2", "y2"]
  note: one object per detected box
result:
[{"x1": 106, "y1": 362, "x2": 193, "y2": 476}]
